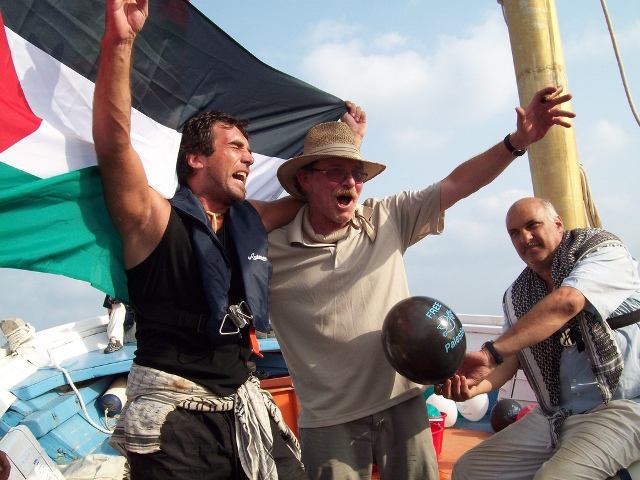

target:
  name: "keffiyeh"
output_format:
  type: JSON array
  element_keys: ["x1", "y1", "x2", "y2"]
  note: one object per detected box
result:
[{"x1": 109, "y1": 364, "x2": 301, "y2": 479}]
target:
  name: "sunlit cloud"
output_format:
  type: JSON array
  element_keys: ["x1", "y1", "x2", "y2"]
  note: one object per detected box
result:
[
  {"x1": 300, "y1": 12, "x2": 514, "y2": 118},
  {"x1": 374, "y1": 32, "x2": 408, "y2": 52},
  {"x1": 477, "y1": 189, "x2": 533, "y2": 217}
]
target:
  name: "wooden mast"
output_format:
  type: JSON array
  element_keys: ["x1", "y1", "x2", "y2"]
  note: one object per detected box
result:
[{"x1": 499, "y1": 0, "x2": 587, "y2": 229}]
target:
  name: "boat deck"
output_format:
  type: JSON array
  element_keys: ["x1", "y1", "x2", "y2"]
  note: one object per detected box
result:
[{"x1": 437, "y1": 427, "x2": 492, "y2": 479}]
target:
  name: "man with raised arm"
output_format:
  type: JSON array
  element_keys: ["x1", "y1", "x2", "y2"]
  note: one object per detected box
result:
[
  {"x1": 92, "y1": 1, "x2": 365, "y2": 478},
  {"x1": 268, "y1": 88, "x2": 575, "y2": 479}
]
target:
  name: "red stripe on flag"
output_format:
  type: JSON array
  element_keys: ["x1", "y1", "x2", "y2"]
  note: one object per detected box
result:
[{"x1": 0, "y1": 12, "x2": 42, "y2": 154}]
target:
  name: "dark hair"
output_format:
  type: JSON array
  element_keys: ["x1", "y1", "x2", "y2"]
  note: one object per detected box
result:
[{"x1": 176, "y1": 111, "x2": 250, "y2": 183}]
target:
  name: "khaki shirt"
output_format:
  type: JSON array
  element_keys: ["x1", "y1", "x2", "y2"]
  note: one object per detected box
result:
[{"x1": 268, "y1": 183, "x2": 444, "y2": 428}]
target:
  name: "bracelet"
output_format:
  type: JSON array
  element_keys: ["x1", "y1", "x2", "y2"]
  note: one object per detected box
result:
[
  {"x1": 482, "y1": 340, "x2": 504, "y2": 365},
  {"x1": 503, "y1": 133, "x2": 526, "y2": 157}
]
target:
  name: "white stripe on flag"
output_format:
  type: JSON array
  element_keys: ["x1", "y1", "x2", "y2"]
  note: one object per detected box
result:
[
  {"x1": 2, "y1": 26, "x2": 288, "y2": 201},
  {"x1": 2, "y1": 26, "x2": 181, "y2": 199},
  {"x1": 247, "y1": 153, "x2": 286, "y2": 200}
]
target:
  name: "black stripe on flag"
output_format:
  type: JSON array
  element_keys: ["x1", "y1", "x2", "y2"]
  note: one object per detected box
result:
[{"x1": 0, "y1": 0, "x2": 345, "y2": 159}]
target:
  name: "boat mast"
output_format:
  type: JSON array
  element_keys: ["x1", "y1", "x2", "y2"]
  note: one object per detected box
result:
[{"x1": 499, "y1": 0, "x2": 587, "y2": 229}]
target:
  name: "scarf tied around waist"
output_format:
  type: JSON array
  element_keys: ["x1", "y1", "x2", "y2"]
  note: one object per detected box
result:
[{"x1": 109, "y1": 364, "x2": 302, "y2": 479}]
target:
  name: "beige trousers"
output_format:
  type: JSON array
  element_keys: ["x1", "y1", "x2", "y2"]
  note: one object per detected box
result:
[{"x1": 453, "y1": 399, "x2": 640, "y2": 480}]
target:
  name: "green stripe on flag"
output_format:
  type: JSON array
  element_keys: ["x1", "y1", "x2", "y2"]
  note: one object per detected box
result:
[
  {"x1": 0, "y1": 165, "x2": 128, "y2": 300},
  {"x1": 0, "y1": 161, "x2": 40, "y2": 190}
]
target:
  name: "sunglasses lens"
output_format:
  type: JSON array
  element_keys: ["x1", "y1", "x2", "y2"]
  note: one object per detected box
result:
[
  {"x1": 352, "y1": 171, "x2": 368, "y2": 183},
  {"x1": 315, "y1": 168, "x2": 368, "y2": 183}
]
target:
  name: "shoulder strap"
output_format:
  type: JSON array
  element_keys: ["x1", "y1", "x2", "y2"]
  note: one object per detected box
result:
[{"x1": 607, "y1": 309, "x2": 640, "y2": 330}]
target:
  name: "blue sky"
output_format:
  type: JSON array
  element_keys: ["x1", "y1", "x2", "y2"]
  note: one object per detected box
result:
[{"x1": 1, "y1": 1, "x2": 638, "y2": 331}]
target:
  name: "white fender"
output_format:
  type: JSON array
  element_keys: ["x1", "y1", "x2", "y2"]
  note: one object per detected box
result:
[{"x1": 100, "y1": 376, "x2": 128, "y2": 417}]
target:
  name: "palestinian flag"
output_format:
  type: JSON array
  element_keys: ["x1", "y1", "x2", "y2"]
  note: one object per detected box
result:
[{"x1": 0, "y1": 0, "x2": 344, "y2": 301}]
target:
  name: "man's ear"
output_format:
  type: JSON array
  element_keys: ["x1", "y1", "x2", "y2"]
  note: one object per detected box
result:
[
  {"x1": 187, "y1": 152, "x2": 204, "y2": 171},
  {"x1": 554, "y1": 215, "x2": 564, "y2": 231},
  {"x1": 296, "y1": 169, "x2": 311, "y2": 195}
]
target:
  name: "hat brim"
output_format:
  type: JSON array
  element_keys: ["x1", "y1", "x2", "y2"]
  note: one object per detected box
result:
[{"x1": 277, "y1": 153, "x2": 387, "y2": 201}]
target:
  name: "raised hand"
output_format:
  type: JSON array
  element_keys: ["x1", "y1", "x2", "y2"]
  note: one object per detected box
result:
[
  {"x1": 511, "y1": 85, "x2": 576, "y2": 149},
  {"x1": 342, "y1": 101, "x2": 367, "y2": 148},
  {"x1": 105, "y1": 0, "x2": 149, "y2": 42}
]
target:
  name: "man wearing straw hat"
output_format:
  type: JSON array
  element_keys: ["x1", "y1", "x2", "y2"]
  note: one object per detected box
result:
[{"x1": 267, "y1": 86, "x2": 576, "y2": 479}]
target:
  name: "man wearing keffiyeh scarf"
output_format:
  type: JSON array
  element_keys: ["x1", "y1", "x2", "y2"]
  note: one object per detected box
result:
[{"x1": 436, "y1": 198, "x2": 640, "y2": 480}]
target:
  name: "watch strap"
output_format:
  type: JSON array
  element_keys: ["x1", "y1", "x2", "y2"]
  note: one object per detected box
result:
[
  {"x1": 503, "y1": 133, "x2": 526, "y2": 157},
  {"x1": 483, "y1": 340, "x2": 504, "y2": 365}
]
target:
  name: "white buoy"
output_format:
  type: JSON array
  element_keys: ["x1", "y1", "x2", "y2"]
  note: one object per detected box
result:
[
  {"x1": 426, "y1": 393, "x2": 458, "y2": 427},
  {"x1": 456, "y1": 393, "x2": 489, "y2": 421},
  {"x1": 100, "y1": 376, "x2": 128, "y2": 417}
]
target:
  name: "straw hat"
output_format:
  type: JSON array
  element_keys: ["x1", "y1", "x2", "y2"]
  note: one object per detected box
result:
[{"x1": 277, "y1": 122, "x2": 386, "y2": 200}]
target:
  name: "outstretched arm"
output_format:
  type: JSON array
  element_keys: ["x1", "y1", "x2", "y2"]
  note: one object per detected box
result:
[
  {"x1": 454, "y1": 286, "x2": 585, "y2": 386},
  {"x1": 492, "y1": 286, "x2": 585, "y2": 357},
  {"x1": 249, "y1": 197, "x2": 305, "y2": 233},
  {"x1": 439, "y1": 86, "x2": 575, "y2": 212},
  {"x1": 93, "y1": 0, "x2": 169, "y2": 268}
]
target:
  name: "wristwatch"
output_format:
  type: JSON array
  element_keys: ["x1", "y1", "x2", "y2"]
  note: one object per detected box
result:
[
  {"x1": 482, "y1": 340, "x2": 504, "y2": 365},
  {"x1": 503, "y1": 133, "x2": 526, "y2": 157}
]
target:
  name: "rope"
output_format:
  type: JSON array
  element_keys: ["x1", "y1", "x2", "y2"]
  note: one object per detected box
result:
[
  {"x1": 104, "y1": 409, "x2": 118, "y2": 431},
  {"x1": 580, "y1": 0, "x2": 637, "y2": 227},
  {"x1": 599, "y1": 0, "x2": 640, "y2": 127},
  {"x1": 3, "y1": 321, "x2": 116, "y2": 434},
  {"x1": 580, "y1": 165, "x2": 602, "y2": 228},
  {"x1": 45, "y1": 347, "x2": 115, "y2": 434},
  {"x1": 4, "y1": 322, "x2": 35, "y2": 353}
]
